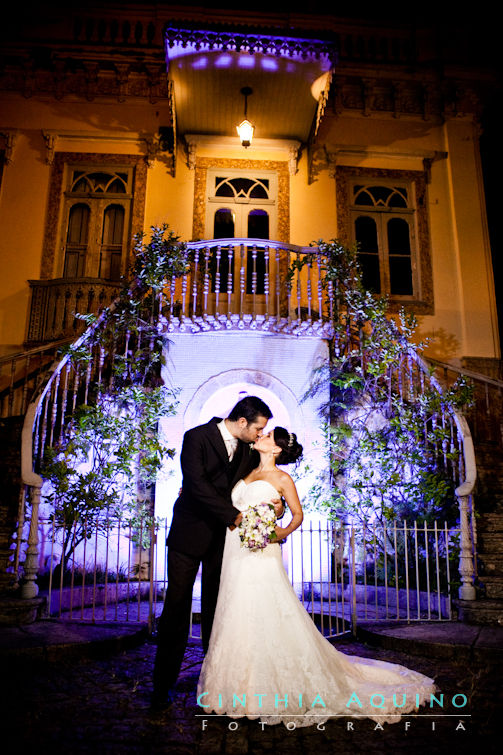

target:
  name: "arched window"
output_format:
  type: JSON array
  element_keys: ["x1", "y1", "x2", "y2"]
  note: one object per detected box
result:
[
  {"x1": 61, "y1": 166, "x2": 133, "y2": 279},
  {"x1": 351, "y1": 181, "x2": 416, "y2": 298}
]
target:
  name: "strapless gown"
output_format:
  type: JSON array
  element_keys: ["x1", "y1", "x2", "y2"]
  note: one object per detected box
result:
[{"x1": 197, "y1": 479, "x2": 436, "y2": 727}]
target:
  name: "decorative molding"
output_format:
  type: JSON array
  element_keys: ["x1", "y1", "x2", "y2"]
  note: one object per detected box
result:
[
  {"x1": 308, "y1": 144, "x2": 448, "y2": 184},
  {"x1": 192, "y1": 157, "x2": 290, "y2": 243},
  {"x1": 335, "y1": 165, "x2": 434, "y2": 315},
  {"x1": 165, "y1": 27, "x2": 337, "y2": 64},
  {"x1": 39, "y1": 129, "x2": 175, "y2": 173},
  {"x1": 320, "y1": 73, "x2": 481, "y2": 127},
  {"x1": 0, "y1": 59, "x2": 171, "y2": 105},
  {"x1": 0, "y1": 130, "x2": 18, "y2": 165},
  {"x1": 184, "y1": 135, "x2": 301, "y2": 175},
  {"x1": 42, "y1": 131, "x2": 57, "y2": 165}
]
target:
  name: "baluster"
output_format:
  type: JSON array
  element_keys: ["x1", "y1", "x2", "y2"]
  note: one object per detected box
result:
[
  {"x1": 441, "y1": 410, "x2": 448, "y2": 471},
  {"x1": 21, "y1": 355, "x2": 32, "y2": 415},
  {"x1": 48, "y1": 371, "x2": 61, "y2": 448},
  {"x1": 296, "y1": 251, "x2": 301, "y2": 323},
  {"x1": 264, "y1": 245, "x2": 270, "y2": 324},
  {"x1": 83, "y1": 355, "x2": 92, "y2": 405},
  {"x1": 72, "y1": 365, "x2": 80, "y2": 413},
  {"x1": 7, "y1": 356, "x2": 17, "y2": 417},
  {"x1": 181, "y1": 263, "x2": 188, "y2": 321},
  {"x1": 33, "y1": 404, "x2": 41, "y2": 465},
  {"x1": 97, "y1": 346, "x2": 105, "y2": 397},
  {"x1": 275, "y1": 247, "x2": 281, "y2": 327},
  {"x1": 458, "y1": 493, "x2": 476, "y2": 600},
  {"x1": 108, "y1": 336, "x2": 117, "y2": 391},
  {"x1": 327, "y1": 279, "x2": 334, "y2": 330},
  {"x1": 39, "y1": 395, "x2": 50, "y2": 465},
  {"x1": 449, "y1": 417, "x2": 457, "y2": 483},
  {"x1": 239, "y1": 244, "x2": 245, "y2": 324},
  {"x1": 215, "y1": 244, "x2": 221, "y2": 318},
  {"x1": 192, "y1": 251, "x2": 199, "y2": 323},
  {"x1": 203, "y1": 246, "x2": 210, "y2": 321},
  {"x1": 227, "y1": 245, "x2": 234, "y2": 324},
  {"x1": 251, "y1": 245, "x2": 257, "y2": 321},
  {"x1": 19, "y1": 483, "x2": 42, "y2": 598},
  {"x1": 286, "y1": 248, "x2": 292, "y2": 328},
  {"x1": 306, "y1": 254, "x2": 312, "y2": 325},
  {"x1": 316, "y1": 254, "x2": 323, "y2": 327}
]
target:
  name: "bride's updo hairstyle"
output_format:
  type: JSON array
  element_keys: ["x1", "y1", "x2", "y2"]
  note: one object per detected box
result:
[{"x1": 273, "y1": 427, "x2": 303, "y2": 465}]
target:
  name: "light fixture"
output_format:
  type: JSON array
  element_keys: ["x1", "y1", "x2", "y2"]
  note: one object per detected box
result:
[{"x1": 236, "y1": 86, "x2": 254, "y2": 148}]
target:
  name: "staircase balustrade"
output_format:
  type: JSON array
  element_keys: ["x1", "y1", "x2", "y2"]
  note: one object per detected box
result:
[{"x1": 1, "y1": 239, "x2": 478, "y2": 610}]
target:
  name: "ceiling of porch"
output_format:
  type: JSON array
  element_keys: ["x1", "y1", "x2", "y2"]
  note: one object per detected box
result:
[{"x1": 165, "y1": 28, "x2": 335, "y2": 144}]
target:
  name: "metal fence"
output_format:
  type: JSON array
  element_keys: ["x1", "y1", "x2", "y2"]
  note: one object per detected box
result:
[{"x1": 32, "y1": 514, "x2": 460, "y2": 637}]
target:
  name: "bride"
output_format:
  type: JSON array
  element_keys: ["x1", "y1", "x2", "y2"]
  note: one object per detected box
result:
[{"x1": 197, "y1": 427, "x2": 436, "y2": 727}]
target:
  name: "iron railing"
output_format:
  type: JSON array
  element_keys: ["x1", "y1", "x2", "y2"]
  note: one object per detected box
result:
[
  {"x1": 37, "y1": 516, "x2": 460, "y2": 638},
  {"x1": 7, "y1": 238, "x2": 478, "y2": 611}
]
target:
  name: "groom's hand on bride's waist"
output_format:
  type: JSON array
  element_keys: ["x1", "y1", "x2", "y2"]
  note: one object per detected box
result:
[
  {"x1": 229, "y1": 512, "x2": 243, "y2": 531},
  {"x1": 271, "y1": 497, "x2": 285, "y2": 519}
]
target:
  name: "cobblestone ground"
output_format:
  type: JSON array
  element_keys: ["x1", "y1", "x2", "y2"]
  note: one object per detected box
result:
[{"x1": 2, "y1": 635, "x2": 500, "y2": 754}]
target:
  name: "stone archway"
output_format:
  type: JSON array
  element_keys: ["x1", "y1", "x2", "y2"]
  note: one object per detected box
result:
[{"x1": 183, "y1": 367, "x2": 304, "y2": 442}]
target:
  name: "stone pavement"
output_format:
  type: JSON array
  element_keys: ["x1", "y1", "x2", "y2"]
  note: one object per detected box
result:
[{"x1": 1, "y1": 619, "x2": 502, "y2": 754}]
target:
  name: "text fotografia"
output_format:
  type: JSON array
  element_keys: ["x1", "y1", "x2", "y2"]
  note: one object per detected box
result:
[
  {"x1": 196, "y1": 691, "x2": 468, "y2": 711},
  {"x1": 200, "y1": 719, "x2": 469, "y2": 732}
]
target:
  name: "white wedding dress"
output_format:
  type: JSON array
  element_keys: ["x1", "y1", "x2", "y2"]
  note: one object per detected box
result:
[{"x1": 197, "y1": 480, "x2": 436, "y2": 727}]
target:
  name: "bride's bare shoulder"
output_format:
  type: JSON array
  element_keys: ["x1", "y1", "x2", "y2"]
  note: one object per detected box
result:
[{"x1": 273, "y1": 469, "x2": 293, "y2": 493}]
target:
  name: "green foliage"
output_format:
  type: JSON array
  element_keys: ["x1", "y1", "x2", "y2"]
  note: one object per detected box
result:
[
  {"x1": 42, "y1": 226, "x2": 186, "y2": 567},
  {"x1": 293, "y1": 239, "x2": 473, "y2": 589}
]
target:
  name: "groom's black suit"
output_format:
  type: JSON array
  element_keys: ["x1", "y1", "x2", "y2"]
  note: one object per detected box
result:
[{"x1": 153, "y1": 417, "x2": 258, "y2": 695}]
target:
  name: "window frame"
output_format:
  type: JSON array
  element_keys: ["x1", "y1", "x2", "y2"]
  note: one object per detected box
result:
[
  {"x1": 41, "y1": 153, "x2": 147, "y2": 281},
  {"x1": 336, "y1": 166, "x2": 434, "y2": 314}
]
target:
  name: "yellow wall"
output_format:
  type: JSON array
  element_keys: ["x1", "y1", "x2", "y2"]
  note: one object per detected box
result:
[{"x1": 0, "y1": 98, "x2": 499, "y2": 363}]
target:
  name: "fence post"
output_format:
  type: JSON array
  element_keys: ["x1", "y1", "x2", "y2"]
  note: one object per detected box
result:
[
  {"x1": 350, "y1": 526, "x2": 357, "y2": 636},
  {"x1": 457, "y1": 491, "x2": 476, "y2": 600},
  {"x1": 19, "y1": 484, "x2": 42, "y2": 598}
]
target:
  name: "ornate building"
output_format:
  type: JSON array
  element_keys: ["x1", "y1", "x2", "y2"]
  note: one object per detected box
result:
[{"x1": 0, "y1": 2, "x2": 501, "y2": 625}]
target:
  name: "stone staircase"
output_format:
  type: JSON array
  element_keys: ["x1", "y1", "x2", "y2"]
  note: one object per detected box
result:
[
  {"x1": 457, "y1": 444, "x2": 503, "y2": 626},
  {"x1": 0, "y1": 417, "x2": 45, "y2": 624}
]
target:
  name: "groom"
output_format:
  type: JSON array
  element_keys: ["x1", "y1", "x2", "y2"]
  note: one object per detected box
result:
[{"x1": 152, "y1": 395, "x2": 273, "y2": 708}]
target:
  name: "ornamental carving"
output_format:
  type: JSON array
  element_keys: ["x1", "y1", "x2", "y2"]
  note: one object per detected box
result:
[{"x1": 0, "y1": 61, "x2": 171, "y2": 104}]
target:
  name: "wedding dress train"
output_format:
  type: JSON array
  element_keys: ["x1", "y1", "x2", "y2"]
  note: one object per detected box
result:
[{"x1": 197, "y1": 480, "x2": 436, "y2": 727}]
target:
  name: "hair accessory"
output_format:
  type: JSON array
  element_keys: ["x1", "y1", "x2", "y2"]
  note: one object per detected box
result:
[{"x1": 288, "y1": 432, "x2": 294, "y2": 448}]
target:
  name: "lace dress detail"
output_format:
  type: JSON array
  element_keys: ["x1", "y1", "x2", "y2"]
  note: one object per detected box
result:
[{"x1": 197, "y1": 480, "x2": 435, "y2": 727}]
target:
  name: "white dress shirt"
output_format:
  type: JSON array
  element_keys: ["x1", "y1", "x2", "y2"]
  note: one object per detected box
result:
[{"x1": 217, "y1": 419, "x2": 239, "y2": 460}]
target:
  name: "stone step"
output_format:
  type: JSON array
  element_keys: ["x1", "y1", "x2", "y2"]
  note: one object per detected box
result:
[
  {"x1": 477, "y1": 535, "x2": 503, "y2": 555},
  {"x1": 480, "y1": 576, "x2": 503, "y2": 599},
  {"x1": 456, "y1": 598, "x2": 503, "y2": 627},
  {"x1": 478, "y1": 511, "x2": 503, "y2": 524},
  {"x1": 479, "y1": 555, "x2": 503, "y2": 576}
]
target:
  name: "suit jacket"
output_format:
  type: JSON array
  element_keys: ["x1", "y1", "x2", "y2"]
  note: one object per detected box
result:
[{"x1": 167, "y1": 417, "x2": 258, "y2": 558}]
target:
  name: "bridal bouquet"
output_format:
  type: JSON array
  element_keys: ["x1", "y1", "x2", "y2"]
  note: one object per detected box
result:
[{"x1": 239, "y1": 503, "x2": 278, "y2": 551}]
